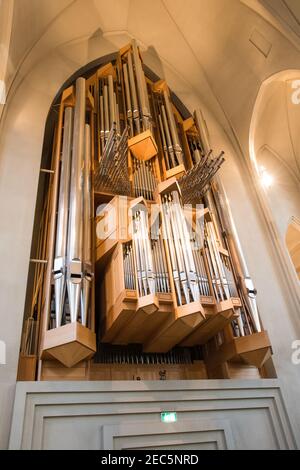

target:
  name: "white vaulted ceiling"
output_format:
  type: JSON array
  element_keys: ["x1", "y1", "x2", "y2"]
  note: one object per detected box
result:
[
  {"x1": 250, "y1": 70, "x2": 300, "y2": 239},
  {"x1": 253, "y1": 73, "x2": 300, "y2": 182},
  {"x1": 4, "y1": 0, "x2": 300, "y2": 157}
]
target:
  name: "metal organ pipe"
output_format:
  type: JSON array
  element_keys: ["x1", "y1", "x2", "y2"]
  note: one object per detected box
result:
[
  {"x1": 99, "y1": 94, "x2": 105, "y2": 154},
  {"x1": 108, "y1": 74, "x2": 116, "y2": 128},
  {"x1": 123, "y1": 63, "x2": 134, "y2": 136},
  {"x1": 132, "y1": 208, "x2": 155, "y2": 297},
  {"x1": 127, "y1": 50, "x2": 140, "y2": 134},
  {"x1": 67, "y1": 77, "x2": 86, "y2": 324},
  {"x1": 213, "y1": 178, "x2": 262, "y2": 333},
  {"x1": 53, "y1": 106, "x2": 73, "y2": 328},
  {"x1": 161, "y1": 105, "x2": 176, "y2": 168},
  {"x1": 191, "y1": 139, "x2": 201, "y2": 163},
  {"x1": 158, "y1": 113, "x2": 170, "y2": 169},
  {"x1": 103, "y1": 85, "x2": 109, "y2": 143},
  {"x1": 132, "y1": 39, "x2": 151, "y2": 132},
  {"x1": 114, "y1": 93, "x2": 120, "y2": 137},
  {"x1": 163, "y1": 89, "x2": 183, "y2": 165},
  {"x1": 195, "y1": 104, "x2": 261, "y2": 334},
  {"x1": 171, "y1": 191, "x2": 200, "y2": 302},
  {"x1": 161, "y1": 189, "x2": 201, "y2": 305},
  {"x1": 81, "y1": 124, "x2": 92, "y2": 326}
]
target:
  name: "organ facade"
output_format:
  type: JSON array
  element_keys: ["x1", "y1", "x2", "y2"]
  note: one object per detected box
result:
[{"x1": 18, "y1": 40, "x2": 273, "y2": 382}]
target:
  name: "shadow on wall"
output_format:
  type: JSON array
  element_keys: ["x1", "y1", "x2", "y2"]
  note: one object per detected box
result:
[
  {"x1": 143, "y1": 45, "x2": 166, "y2": 82},
  {"x1": 286, "y1": 217, "x2": 300, "y2": 281}
]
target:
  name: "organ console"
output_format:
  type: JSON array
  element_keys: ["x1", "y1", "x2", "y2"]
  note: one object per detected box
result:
[{"x1": 17, "y1": 40, "x2": 273, "y2": 382}]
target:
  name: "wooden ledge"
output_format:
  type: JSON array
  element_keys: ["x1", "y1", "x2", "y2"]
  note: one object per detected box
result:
[
  {"x1": 165, "y1": 164, "x2": 186, "y2": 180},
  {"x1": 156, "y1": 176, "x2": 181, "y2": 197},
  {"x1": 41, "y1": 322, "x2": 96, "y2": 368},
  {"x1": 137, "y1": 293, "x2": 159, "y2": 315},
  {"x1": 128, "y1": 130, "x2": 158, "y2": 161},
  {"x1": 206, "y1": 330, "x2": 272, "y2": 370}
]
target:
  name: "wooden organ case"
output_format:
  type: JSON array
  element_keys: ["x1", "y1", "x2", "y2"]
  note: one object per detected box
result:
[{"x1": 18, "y1": 40, "x2": 274, "y2": 382}]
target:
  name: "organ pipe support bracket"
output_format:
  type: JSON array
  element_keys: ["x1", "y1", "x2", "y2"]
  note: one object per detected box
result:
[
  {"x1": 182, "y1": 117, "x2": 196, "y2": 133},
  {"x1": 86, "y1": 89, "x2": 94, "y2": 111},
  {"x1": 165, "y1": 164, "x2": 186, "y2": 180},
  {"x1": 30, "y1": 259, "x2": 48, "y2": 264},
  {"x1": 155, "y1": 176, "x2": 181, "y2": 201},
  {"x1": 119, "y1": 42, "x2": 132, "y2": 57},
  {"x1": 97, "y1": 62, "x2": 117, "y2": 80},
  {"x1": 153, "y1": 79, "x2": 169, "y2": 94},
  {"x1": 40, "y1": 168, "x2": 54, "y2": 174},
  {"x1": 119, "y1": 41, "x2": 144, "y2": 60},
  {"x1": 61, "y1": 85, "x2": 76, "y2": 108}
]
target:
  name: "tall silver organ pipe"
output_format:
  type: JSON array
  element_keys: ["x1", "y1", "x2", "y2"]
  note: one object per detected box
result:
[
  {"x1": 108, "y1": 74, "x2": 116, "y2": 127},
  {"x1": 121, "y1": 40, "x2": 152, "y2": 136},
  {"x1": 99, "y1": 94, "x2": 105, "y2": 152},
  {"x1": 67, "y1": 77, "x2": 86, "y2": 323},
  {"x1": 103, "y1": 85, "x2": 109, "y2": 142},
  {"x1": 127, "y1": 50, "x2": 140, "y2": 134},
  {"x1": 204, "y1": 217, "x2": 230, "y2": 301},
  {"x1": 158, "y1": 113, "x2": 170, "y2": 169},
  {"x1": 99, "y1": 76, "x2": 121, "y2": 157},
  {"x1": 156, "y1": 91, "x2": 182, "y2": 169},
  {"x1": 123, "y1": 62, "x2": 134, "y2": 136},
  {"x1": 163, "y1": 89, "x2": 183, "y2": 165},
  {"x1": 132, "y1": 39, "x2": 151, "y2": 132},
  {"x1": 53, "y1": 106, "x2": 73, "y2": 328},
  {"x1": 171, "y1": 191, "x2": 200, "y2": 302},
  {"x1": 214, "y1": 178, "x2": 262, "y2": 332},
  {"x1": 81, "y1": 124, "x2": 92, "y2": 326},
  {"x1": 161, "y1": 104, "x2": 176, "y2": 168}
]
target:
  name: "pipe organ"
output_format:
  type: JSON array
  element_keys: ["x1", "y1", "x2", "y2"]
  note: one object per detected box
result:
[{"x1": 18, "y1": 40, "x2": 273, "y2": 382}]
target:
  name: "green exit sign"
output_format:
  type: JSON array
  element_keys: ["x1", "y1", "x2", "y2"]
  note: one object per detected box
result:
[{"x1": 161, "y1": 412, "x2": 177, "y2": 423}]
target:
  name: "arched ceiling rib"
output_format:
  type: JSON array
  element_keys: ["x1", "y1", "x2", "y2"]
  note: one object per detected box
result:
[{"x1": 252, "y1": 74, "x2": 300, "y2": 181}]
